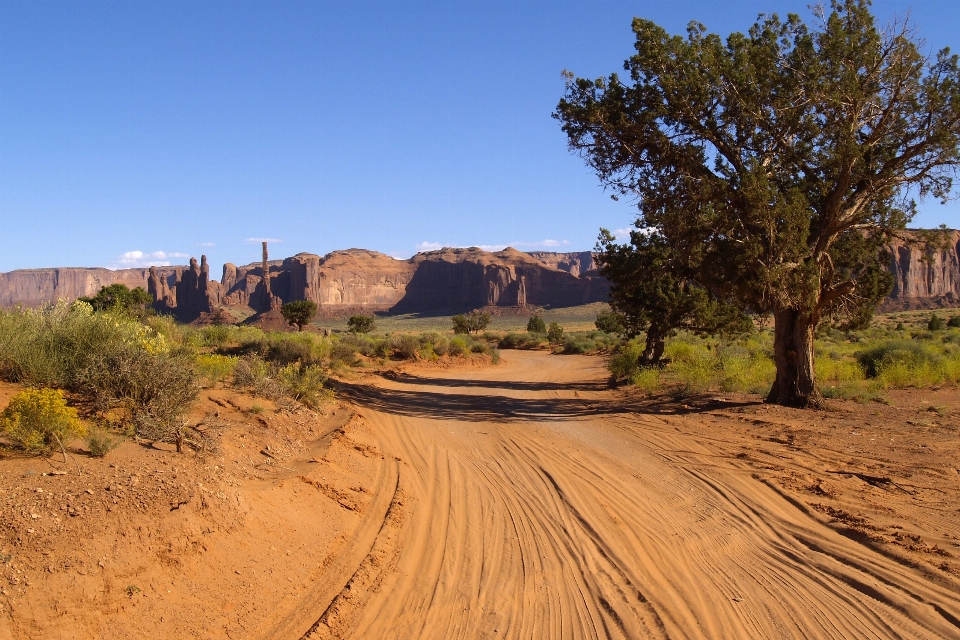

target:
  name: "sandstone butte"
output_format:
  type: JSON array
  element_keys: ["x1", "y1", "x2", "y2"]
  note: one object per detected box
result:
[{"x1": 0, "y1": 232, "x2": 958, "y2": 322}]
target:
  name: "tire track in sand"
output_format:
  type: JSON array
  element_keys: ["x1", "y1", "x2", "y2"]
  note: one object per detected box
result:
[{"x1": 289, "y1": 352, "x2": 960, "y2": 639}]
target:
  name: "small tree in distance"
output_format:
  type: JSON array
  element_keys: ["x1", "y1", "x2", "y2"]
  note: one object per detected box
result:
[
  {"x1": 452, "y1": 311, "x2": 491, "y2": 334},
  {"x1": 527, "y1": 315, "x2": 546, "y2": 334},
  {"x1": 547, "y1": 322, "x2": 564, "y2": 344},
  {"x1": 347, "y1": 315, "x2": 375, "y2": 333},
  {"x1": 281, "y1": 300, "x2": 318, "y2": 332}
]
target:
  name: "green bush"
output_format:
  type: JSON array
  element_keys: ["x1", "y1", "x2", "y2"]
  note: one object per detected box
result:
[
  {"x1": 86, "y1": 427, "x2": 121, "y2": 458},
  {"x1": 856, "y1": 341, "x2": 939, "y2": 378},
  {"x1": 347, "y1": 315, "x2": 375, "y2": 333},
  {"x1": 448, "y1": 337, "x2": 468, "y2": 357},
  {"x1": 196, "y1": 354, "x2": 236, "y2": 386},
  {"x1": 1, "y1": 388, "x2": 86, "y2": 454},
  {"x1": 928, "y1": 312, "x2": 945, "y2": 331},
  {"x1": 547, "y1": 322, "x2": 564, "y2": 344},
  {"x1": 527, "y1": 316, "x2": 546, "y2": 333},
  {"x1": 394, "y1": 335, "x2": 421, "y2": 359},
  {"x1": 949, "y1": 316, "x2": 960, "y2": 328},
  {"x1": 276, "y1": 363, "x2": 331, "y2": 409}
]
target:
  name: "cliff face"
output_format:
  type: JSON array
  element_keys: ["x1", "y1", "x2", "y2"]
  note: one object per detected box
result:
[
  {"x1": 883, "y1": 229, "x2": 960, "y2": 310},
  {"x1": 0, "y1": 266, "x2": 181, "y2": 308},
  {"x1": 4, "y1": 232, "x2": 960, "y2": 319},
  {"x1": 214, "y1": 247, "x2": 608, "y2": 317},
  {"x1": 527, "y1": 251, "x2": 598, "y2": 277}
]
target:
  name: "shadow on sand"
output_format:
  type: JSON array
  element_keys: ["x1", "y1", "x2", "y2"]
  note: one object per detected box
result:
[{"x1": 334, "y1": 377, "x2": 760, "y2": 423}]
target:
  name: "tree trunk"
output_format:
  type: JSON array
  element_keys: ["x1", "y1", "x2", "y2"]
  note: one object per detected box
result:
[
  {"x1": 767, "y1": 307, "x2": 824, "y2": 409},
  {"x1": 641, "y1": 328, "x2": 666, "y2": 366}
]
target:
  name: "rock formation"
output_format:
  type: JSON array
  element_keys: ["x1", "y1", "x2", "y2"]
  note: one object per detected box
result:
[
  {"x1": 528, "y1": 251, "x2": 598, "y2": 277},
  {"x1": 882, "y1": 229, "x2": 960, "y2": 310},
  {"x1": 4, "y1": 231, "x2": 960, "y2": 319},
  {"x1": 0, "y1": 266, "x2": 180, "y2": 308}
]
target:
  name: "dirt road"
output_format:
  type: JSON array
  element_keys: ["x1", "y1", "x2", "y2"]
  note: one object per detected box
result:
[{"x1": 274, "y1": 351, "x2": 960, "y2": 639}]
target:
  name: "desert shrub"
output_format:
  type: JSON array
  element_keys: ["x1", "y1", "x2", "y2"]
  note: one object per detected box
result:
[
  {"x1": 928, "y1": 313, "x2": 946, "y2": 331},
  {"x1": 562, "y1": 337, "x2": 595, "y2": 354},
  {"x1": 469, "y1": 339, "x2": 490, "y2": 354},
  {"x1": 432, "y1": 336, "x2": 450, "y2": 356},
  {"x1": 232, "y1": 354, "x2": 269, "y2": 388},
  {"x1": 394, "y1": 335, "x2": 421, "y2": 359},
  {"x1": 0, "y1": 301, "x2": 147, "y2": 389},
  {"x1": 631, "y1": 367, "x2": 661, "y2": 393},
  {"x1": 196, "y1": 354, "x2": 236, "y2": 386},
  {"x1": 527, "y1": 315, "x2": 546, "y2": 333},
  {"x1": 491, "y1": 348, "x2": 501, "y2": 364},
  {"x1": 448, "y1": 337, "x2": 468, "y2": 357},
  {"x1": 258, "y1": 332, "x2": 325, "y2": 365},
  {"x1": 200, "y1": 324, "x2": 231, "y2": 347},
  {"x1": 608, "y1": 340, "x2": 644, "y2": 380},
  {"x1": 499, "y1": 333, "x2": 527, "y2": 349},
  {"x1": 82, "y1": 348, "x2": 201, "y2": 451},
  {"x1": 1, "y1": 388, "x2": 86, "y2": 454},
  {"x1": 276, "y1": 363, "x2": 331, "y2": 409},
  {"x1": 949, "y1": 317, "x2": 960, "y2": 328},
  {"x1": 86, "y1": 427, "x2": 121, "y2": 457},
  {"x1": 856, "y1": 341, "x2": 938, "y2": 378},
  {"x1": 330, "y1": 342, "x2": 359, "y2": 366}
]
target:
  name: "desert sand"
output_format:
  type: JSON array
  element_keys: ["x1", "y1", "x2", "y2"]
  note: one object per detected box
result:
[{"x1": 2, "y1": 351, "x2": 959, "y2": 638}]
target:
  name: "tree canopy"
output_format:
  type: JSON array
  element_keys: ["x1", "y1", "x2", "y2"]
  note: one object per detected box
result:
[
  {"x1": 452, "y1": 311, "x2": 491, "y2": 334},
  {"x1": 527, "y1": 315, "x2": 546, "y2": 334},
  {"x1": 556, "y1": 0, "x2": 960, "y2": 407},
  {"x1": 79, "y1": 284, "x2": 153, "y2": 317},
  {"x1": 280, "y1": 300, "x2": 318, "y2": 332},
  {"x1": 347, "y1": 315, "x2": 376, "y2": 334}
]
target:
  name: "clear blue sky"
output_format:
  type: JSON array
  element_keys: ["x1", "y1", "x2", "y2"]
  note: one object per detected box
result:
[{"x1": 2, "y1": 1, "x2": 959, "y2": 274}]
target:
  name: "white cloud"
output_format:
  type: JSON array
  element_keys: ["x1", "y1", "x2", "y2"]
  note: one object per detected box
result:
[
  {"x1": 415, "y1": 241, "x2": 444, "y2": 252},
  {"x1": 245, "y1": 237, "x2": 282, "y2": 243},
  {"x1": 477, "y1": 244, "x2": 508, "y2": 252},
  {"x1": 198, "y1": 242, "x2": 216, "y2": 247},
  {"x1": 111, "y1": 250, "x2": 190, "y2": 269},
  {"x1": 612, "y1": 228, "x2": 633, "y2": 241}
]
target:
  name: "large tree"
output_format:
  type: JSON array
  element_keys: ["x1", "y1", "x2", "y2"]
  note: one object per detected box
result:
[{"x1": 556, "y1": 0, "x2": 960, "y2": 407}]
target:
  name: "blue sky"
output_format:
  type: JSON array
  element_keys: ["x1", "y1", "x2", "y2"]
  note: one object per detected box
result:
[{"x1": 2, "y1": 1, "x2": 959, "y2": 274}]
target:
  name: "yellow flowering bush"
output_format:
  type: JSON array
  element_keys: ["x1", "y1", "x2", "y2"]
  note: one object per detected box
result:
[{"x1": 1, "y1": 388, "x2": 86, "y2": 453}]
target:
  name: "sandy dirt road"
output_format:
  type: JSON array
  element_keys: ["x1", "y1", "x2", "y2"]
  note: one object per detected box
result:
[{"x1": 281, "y1": 351, "x2": 960, "y2": 639}]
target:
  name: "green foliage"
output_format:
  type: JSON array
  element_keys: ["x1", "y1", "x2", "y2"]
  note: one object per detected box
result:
[
  {"x1": 1, "y1": 388, "x2": 86, "y2": 454},
  {"x1": 527, "y1": 316, "x2": 546, "y2": 334},
  {"x1": 594, "y1": 228, "x2": 753, "y2": 366},
  {"x1": 949, "y1": 316, "x2": 960, "y2": 328},
  {"x1": 276, "y1": 363, "x2": 331, "y2": 409},
  {"x1": 394, "y1": 335, "x2": 422, "y2": 359},
  {"x1": 499, "y1": 332, "x2": 548, "y2": 350},
  {"x1": 556, "y1": 1, "x2": 960, "y2": 406},
  {"x1": 546, "y1": 322, "x2": 564, "y2": 344},
  {"x1": 594, "y1": 309, "x2": 625, "y2": 335},
  {"x1": 347, "y1": 315, "x2": 376, "y2": 334},
  {"x1": 86, "y1": 427, "x2": 121, "y2": 458},
  {"x1": 452, "y1": 311, "x2": 491, "y2": 334},
  {"x1": 280, "y1": 300, "x2": 318, "y2": 331},
  {"x1": 195, "y1": 354, "x2": 236, "y2": 386},
  {"x1": 928, "y1": 313, "x2": 946, "y2": 331},
  {"x1": 79, "y1": 284, "x2": 153, "y2": 317}
]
